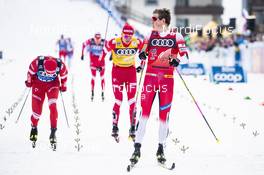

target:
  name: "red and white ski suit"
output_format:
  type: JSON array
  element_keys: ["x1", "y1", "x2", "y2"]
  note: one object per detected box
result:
[
  {"x1": 26, "y1": 56, "x2": 68, "y2": 129},
  {"x1": 107, "y1": 37, "x2": 143, "y2": 127},
  {"x1": 135, "y1": 31, "x2": 188, "y2": 144},
  {"x1": 82, "y1": 38, "x2": 107, "y2": 91}
]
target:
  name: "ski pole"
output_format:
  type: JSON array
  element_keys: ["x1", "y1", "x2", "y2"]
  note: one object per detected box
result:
[
  {"x1": 60, "y1": 91, "x2": 70, "y2": 128},
  {"x1": 103, "y1": 10, "x2": 111, "y2": 42},
  {"x1": 135, "y1": 44, "x2": 148, "y2": 104},
  {"x1": 99, "y1": 6, "x2": 111, "y2": 62},
  {"x1": 102, "y1": 1, "x2": 111, "y2": 46},
  {"x1": 175, "y1": 68, "x2": 220, "y2": 143},
  {"x1": 135, "y1": 61, "x2": 145, "y2": 104},
  {"x1": 15, "y1": 88, "x2": 31, "y2": 123}
]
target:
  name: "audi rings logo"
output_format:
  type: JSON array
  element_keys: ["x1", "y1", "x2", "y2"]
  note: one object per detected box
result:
[
  {"x1": 151, "y1": 39, "x2": 175, "y2": 47},
  {"x1": 116, "y1": 49, "x2": 137, "y2": 55}
]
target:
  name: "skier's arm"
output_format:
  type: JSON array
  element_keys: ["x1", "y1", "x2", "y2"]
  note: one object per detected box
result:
[
  {"x1": 81, "y1": 40, "x2": 90, "y2": 60},
  {"x1": 59, "y1": 62, "x2": 68, "y2": 92},
  {"x1": 99, "y1": 40, "x2": 108, "y2": 61},
  {"x1": 174, "y1": 33, "x2": 189, "y2": 58},
  {"x1": 106, "y1": 38, "x2": 115, "y2": 52},
  {"x1": 137, "y1": 39, "x2": 148, "y2": 73},
  {"x1": 105, "y1": 39, "x2": 116, "y2": 61},
  {"x1": 169, "y1": 33, "x2": 189, "y2": 67},
  {"x1": 138, "y1": 36, "x2": 149, "y2": 60},
  {"x1": 25, "y1": 58, "x2": 38, "y2": 87}
]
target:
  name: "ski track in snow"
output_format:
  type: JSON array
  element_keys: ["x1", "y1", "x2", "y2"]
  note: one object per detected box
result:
[{"x1": 1, "y1": 0, "x2": 264, "y2": 175}]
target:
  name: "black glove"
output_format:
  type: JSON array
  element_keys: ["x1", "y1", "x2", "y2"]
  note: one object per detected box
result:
[
  {"x1": 136, "y1": 66, "x2": 143, "y2": 73},
  {"x1": 60, "y1": 85, "x2": 67, "y2": 92},
  {"x1": 81, "y1": 55, "x2": 84, "y2": 60},
  {"x1": 169, "y1": 58, "x2": 180, "y2": 67},
  {"x1": 97, "y1": 67, "x2": 102, "y2": 72},
  {"x1": 139, "y1": 51, "x2": 147, "y2": 60},
  {"x1": 25, "y1": 80, "x2": 32, "y2": 88}
]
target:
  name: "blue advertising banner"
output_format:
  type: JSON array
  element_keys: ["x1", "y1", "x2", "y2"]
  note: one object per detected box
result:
[
  {"x1": 210, "y1": 66, "x2": 247, "y2": 83},
  {"x1": 178, "y1": 63, "x2": 206, "y2": 75}
]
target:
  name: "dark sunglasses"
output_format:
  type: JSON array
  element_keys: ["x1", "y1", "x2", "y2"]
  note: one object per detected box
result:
[
  {"x1": 123, "y1": 34, "x2": 132, "y2": 39},
  {"x1": 95, "y1": 34, "x2": 101, "y2": 39},
  {"x1": 152, "y1": 16, "x2": 162, "y2": 21}
]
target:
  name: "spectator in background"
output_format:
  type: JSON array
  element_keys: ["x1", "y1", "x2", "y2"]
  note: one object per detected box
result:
[{"x1": 234, "y1": 42, "x2": 241, "y2": 66}]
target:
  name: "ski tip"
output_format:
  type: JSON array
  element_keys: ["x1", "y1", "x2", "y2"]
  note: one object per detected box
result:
[
  {"x1": 127, "y1": 165, "x2": 131, "y2": 172},
  {"x1": 216, "y1": 138, "x2": 220, "y2": 144},
  {"x1": 32, "y1": 143, "x2": 36, "y2": 148},
  {"x1": 31, "y1": 141, "x2": 37, "y2": 148},
  {"x1": 171, "y1": 163, "x2": 175, "y2": 170},
  {"x1": 113, "y1": 136, "x2": 120, "y2": 143}
]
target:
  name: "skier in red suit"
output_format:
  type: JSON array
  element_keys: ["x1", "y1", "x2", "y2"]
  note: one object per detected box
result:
[
  {"x1": 106, "y1": 23, "x2": 143, "y2": 141},
  {"x1": 129, "y1": 8, "x2": 188, "y2": 166},
  {"x1": 25, "y1": 56, "x2": 68, "y2": 147},
  {"x1": 81, "y1": 32, "x2": 107, "y2": 101}
]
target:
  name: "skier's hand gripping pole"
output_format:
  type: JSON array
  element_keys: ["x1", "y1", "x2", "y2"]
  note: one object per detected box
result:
[{"x1": 135, "y1": 43, "x2": 148, "y2": 105}]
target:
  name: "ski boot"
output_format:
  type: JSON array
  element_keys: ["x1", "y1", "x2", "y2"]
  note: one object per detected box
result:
[
  {"x1": 128, "y1": 125, "x2": 135, "y2": 142},
  {"x1": 111, "y1": 124, "x2": 119, "y2": 143},
  {"x1": 91, "y1": 90, "x2": 94, "y2": 102},
  {"x1": 101, "y1": 91, "x2": 105, "y2": 102},
  {"x1": 127, "y1": 143, "x2": 141, "y2": 171},
  {"x1": 30, "y1": 126, "x2": 38, "y2": 148},
  {"x1": 156, "y1": 143, "x2": 166, "y2": 164},
  {"x1": 49, "y1": 128, "x2": 57, "y2": 151}
]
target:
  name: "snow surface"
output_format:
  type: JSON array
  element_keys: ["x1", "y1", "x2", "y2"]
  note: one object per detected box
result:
[{"x1": 1, "y1": 0, "x2": 264, "y2": 175}]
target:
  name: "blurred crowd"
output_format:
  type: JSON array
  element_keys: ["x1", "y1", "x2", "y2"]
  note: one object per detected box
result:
[{"x1": 187, "y1": 33, "x2": 264, "y2": 52}]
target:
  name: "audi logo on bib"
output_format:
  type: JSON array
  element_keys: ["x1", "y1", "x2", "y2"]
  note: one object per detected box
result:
[
  {"x1": 116, "y1": 49, "x2": 137, "y2": 55},
  {"x1": 150, "y1": 39, "x2": 175, "y2": 47}
]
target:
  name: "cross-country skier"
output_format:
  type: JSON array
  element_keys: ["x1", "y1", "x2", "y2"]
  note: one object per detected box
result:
[
  {"x1": 56, "y1": 34, "x2": 68, "y2": 61},
  {"x1": 25, "y1": 56, "x2": 68, "y2": 150},
  {"x1": 81, "y1": 32, "x2": 107, "y2": 101},
  {"x1": 106, "y1": 23, "x2": 143, "y2": 142},
  {"x1": 129, "y1": 8, "x2": 188, "y2": 167}
]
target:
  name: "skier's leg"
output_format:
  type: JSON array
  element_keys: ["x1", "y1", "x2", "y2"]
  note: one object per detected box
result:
[
  {"x1": 135, "y1": 75, "x2": 157, "y2": 144},
  {"x1": 47, "y1": 85, "x2": 60, "y2": 129},
  {"x1": 31, "y1": 84, "x2": 45, "y2": 127},
  {"x1": 125, "y1": 67, "x2": 137, "y2": 139},
  {"x1": 100, "y1": 67, "x2": 105, "y2": 91},
  {"x1": 158, "y1": 77, "x2": 174, "y2": 145},
  {"x1": 112, "y1": 82, "x2": 123, "y2": 126},
  {"x1": 111, "y1": 67, "x2": 124, "y2": 140},
  {"x1": 91, "y1": 68, "x2": 96, "y2": 92},
  {"x1": 67, "y1": 55, "x2": 72, "y2": 69},
  {"x1": 111, "y1": 66, "x2": 124, "y2": 126},
  {"x1": 30, "y1": 84, "x2": 45, "y2": 142},
  {"x1": 130, "y1": 75, "x2": 157, "y2": 164},
  {"x1": 125, "y1": 67, "x2": 137, "y2": 126}
]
